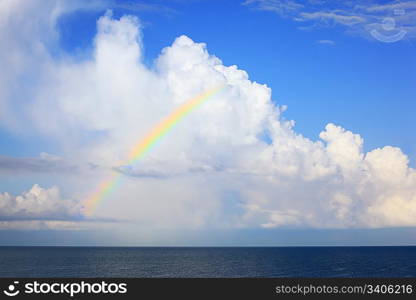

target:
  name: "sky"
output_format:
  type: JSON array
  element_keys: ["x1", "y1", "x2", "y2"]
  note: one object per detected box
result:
[{"x1": 0, "y1": 0, "x2": 416, "y2": 246}]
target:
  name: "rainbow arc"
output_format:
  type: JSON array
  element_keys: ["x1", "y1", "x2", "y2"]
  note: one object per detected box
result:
[{"x1": 83, "y1": 85, "x2": 225, "y2": 215}]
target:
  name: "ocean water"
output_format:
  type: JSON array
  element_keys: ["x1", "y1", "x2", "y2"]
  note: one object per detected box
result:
[{"x1": 0, "y1": 246, "x2": 415, "y2": 277}]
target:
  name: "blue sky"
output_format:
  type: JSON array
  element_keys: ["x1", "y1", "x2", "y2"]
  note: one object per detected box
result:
[
  {"x1": 60, "y1": 0, "x2": 416, "y2": 162},
  {"x1": 0, "y1": 0, "x2": 416, "y2": 245},
  {"x1": 3, "y1": 0, "x2": 416, "y2": 164}
]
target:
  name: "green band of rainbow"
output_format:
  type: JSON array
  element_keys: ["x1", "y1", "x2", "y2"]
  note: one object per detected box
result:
[{"x1": 83, "y1": 85, "x2": 225, "y2": 215}]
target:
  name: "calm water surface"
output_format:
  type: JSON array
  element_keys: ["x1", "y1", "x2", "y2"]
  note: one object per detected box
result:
[{"x1": 0, "y1": 246, "x2": 415, "y2": 277}]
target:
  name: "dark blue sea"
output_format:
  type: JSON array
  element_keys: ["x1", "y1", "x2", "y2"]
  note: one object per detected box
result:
[{"x1": 0, "y1": 247, "x2": 415, "y2": 277}]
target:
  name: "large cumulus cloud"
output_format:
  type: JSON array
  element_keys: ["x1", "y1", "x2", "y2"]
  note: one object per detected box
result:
[{"x1": 0, "y1": 0, "x2": 415, "y2": 230}]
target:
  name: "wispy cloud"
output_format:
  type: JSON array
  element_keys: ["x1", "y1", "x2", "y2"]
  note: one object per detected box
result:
[
  {"x1": 296, "y1": 11, "x2": 366, "y2": 26},
  {"x1": 0, "y1": 153, "x2": 102, "y2": 175},
  {"x1": 244, "y1": 0, "x2": 416, "y2": 41},
  {"x1": 243, "y1": 0, "x2": 304, "y2": 15},
  {"x1": 316, "y1": 39, "x2": 335, "y2": 45},
  {"x1": 109, "y1": 0, "x2": 177, "y2": 15},
  {"x1": 0, "y1": 153, "x2": 76, "y2": 174}
]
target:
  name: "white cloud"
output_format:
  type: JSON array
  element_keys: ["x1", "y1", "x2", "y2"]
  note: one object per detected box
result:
[
  {"x1": 0, "y1": 184, "x2": 82, "y2": 221},
  {"x1": 0, "y1": 0, "x2": 99, "y2": 130},
  {"x1": 0, "y1": 0, "x2": 415, "y2": 231}
]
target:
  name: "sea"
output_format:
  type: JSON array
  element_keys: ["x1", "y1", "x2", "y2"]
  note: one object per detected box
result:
[{"x1": 0, "y1": 246, "x2": 415, "y2": 277}]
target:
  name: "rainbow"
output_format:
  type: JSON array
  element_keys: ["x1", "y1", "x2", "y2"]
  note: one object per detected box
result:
[{"x1": 83, "y1": 85, "x2": 225, "y2": 215}]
